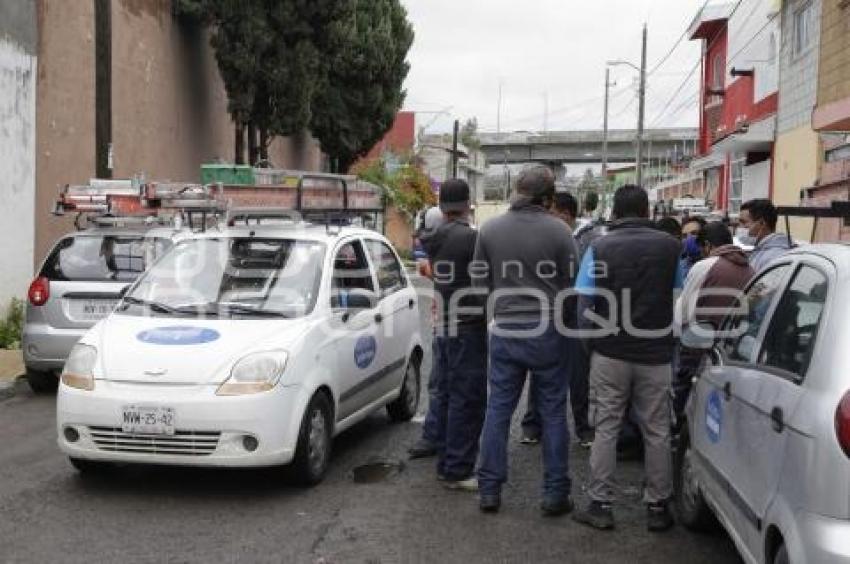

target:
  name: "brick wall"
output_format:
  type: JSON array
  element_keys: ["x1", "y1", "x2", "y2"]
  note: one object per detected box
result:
[
  {"x1": 817, "y1": 0, "x2": 850, "y2": 106},
  {"x1": 778, "y1": 0, "x2": 821, "y2": 134}
]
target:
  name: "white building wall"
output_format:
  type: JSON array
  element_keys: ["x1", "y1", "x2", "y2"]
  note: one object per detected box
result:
[
  {"x1": 777, "y1": 0, "x2": 822, "y2": 133},
  {"x1": 0, "y1": 37, "x2": 37, "y2": 310},
  {"x1": 726, "y1": 0, "x2": 781, "y2": 102}
]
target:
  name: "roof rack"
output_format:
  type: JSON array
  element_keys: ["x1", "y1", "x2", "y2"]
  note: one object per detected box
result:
[
  {"x1": 54, "y1": 179, "x2": 227, "y2": 232},
  {"x1": 776, "y1": 201, "x2": 850, "y2": 245}
]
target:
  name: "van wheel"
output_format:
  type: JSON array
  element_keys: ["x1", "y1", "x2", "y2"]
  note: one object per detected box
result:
[
  {"x1": 674, "y1": 426, "x2": 717, "y2": 531},
  {"x1": 290, "y1": 392, "x2": 333, "y2": 486},
  {"x1": 69, "y1": 457, "x2": 112, "y2": 474},
  {"x1": 387, "y1": 359, "x2": 420, "y2": 423},
  {"x1": 773, "y1": 544, "x2": 789, "y2": 564},
  {"x1": 27, "y1": 369, "x2": 58, "y2": 394}
]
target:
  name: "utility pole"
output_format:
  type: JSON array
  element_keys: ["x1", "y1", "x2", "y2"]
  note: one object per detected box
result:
[
  {"x1": 636, "y1": 23, "x2": 648, "y2": 188},
  {"x1": 496, "y1": 82, "x2": 502, "y2": 136},
  {"x1": 602, "y1": 67, "x2": 613, "y2": 184},
  {"x1": 452, "y1": 119, "x2": 460, "y2": 178},
  {"x1": 543, "y1": 92, "x2": 549, "y2": 133}
]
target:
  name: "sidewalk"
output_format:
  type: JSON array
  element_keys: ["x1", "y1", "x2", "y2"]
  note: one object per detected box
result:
[{"x1": 0, "y1": 349, "x2": 24, "y2": 399}]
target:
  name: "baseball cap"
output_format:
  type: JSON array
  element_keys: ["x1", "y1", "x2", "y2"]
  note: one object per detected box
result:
[{"x1": 439, "y1": 179, "x2": 471, "y2": 212}]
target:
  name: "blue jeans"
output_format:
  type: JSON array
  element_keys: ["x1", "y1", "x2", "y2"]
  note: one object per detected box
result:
[
  {"x1": 478, "y1": 321, "x2": 572, "y2": 500},
  {"x1": 433, "y1": 327, "x2": 488, "y2": 480}
]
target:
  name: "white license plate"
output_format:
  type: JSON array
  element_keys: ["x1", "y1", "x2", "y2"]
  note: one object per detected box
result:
[
  {"x1": 121, "y1": 406, "x2": 176, "y2": 435},
  {"x1": 69, "y1": 299, "x2": 118, "y2": 321}
]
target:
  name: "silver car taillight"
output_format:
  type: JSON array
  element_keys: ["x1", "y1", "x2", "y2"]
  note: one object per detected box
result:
[{"x1": 837, "y1": 390, "x2": 850, "y2": 459}]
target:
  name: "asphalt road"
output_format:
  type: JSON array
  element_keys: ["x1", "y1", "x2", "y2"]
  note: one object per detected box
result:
[{"x1": 0, "y1": 279, "x2": 742, "y2": 564}]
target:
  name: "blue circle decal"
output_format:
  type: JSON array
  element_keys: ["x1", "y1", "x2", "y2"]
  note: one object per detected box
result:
[
  {"x1": 705, "y1": 390, "x2": 723, "y2": 444},
  {"x1": 354, "y1": 336, "x2": 377, "y2": 369},
  {"x1": 137, "y1": 326, "x2": 220, "y2": 345}
]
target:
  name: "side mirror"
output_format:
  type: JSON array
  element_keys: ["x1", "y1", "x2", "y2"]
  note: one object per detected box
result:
[
  {"x1": 681, "y1": 322, "x2": 716, "y2": 350},
  {"x1": 331, "y1": 289, "x2": 376, "y2": 311}
]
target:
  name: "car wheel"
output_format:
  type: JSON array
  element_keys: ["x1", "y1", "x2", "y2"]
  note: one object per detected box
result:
[
  {"x1": 773, "y1": 544, "x2": 789, "y2": 564},
  {"x1": 68, "y1": 457, "x2": 112, "y2": 474},
  {"x1": 27, "y1": 369, "x2": 58, "y2": 394},
  {"x1": 386, "y1": 358, "x2": 420, "y2": 423},
  {"x1": 674, "y1": 426, "x2": 717, "y2": 531},
  {"x1": 290, "y1": 392, "x2": 333, "y2": 486}
]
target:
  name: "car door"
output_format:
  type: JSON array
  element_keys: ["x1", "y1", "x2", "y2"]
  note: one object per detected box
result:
[
  {"x1": 328, "y1": 239, "x2": 383, "y2": 421},
  {"x1": 732, "y1": 260, "x2": 830, "y2": 552},
  {"x1": 693, "y1": 263, "x2": 793, "y2": 546},
  {"x1": 363, "y1": 238, "x2": 416, "y2": 396}
]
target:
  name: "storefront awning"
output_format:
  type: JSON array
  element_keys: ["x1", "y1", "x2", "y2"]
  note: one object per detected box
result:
[{"x1": 713, "y1": 117, "x2": 775, "y2": 154}]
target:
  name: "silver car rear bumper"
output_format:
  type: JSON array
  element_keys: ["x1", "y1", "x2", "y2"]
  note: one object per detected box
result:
[{"x1": 22, "y1": 322, "x2": 86, "y2": 373}]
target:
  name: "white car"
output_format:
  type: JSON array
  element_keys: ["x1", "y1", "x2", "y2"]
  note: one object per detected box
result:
[
  {"x1": 57, "y1": 224, "x2": 424, "y2": 485},
  {"x1": 677, "y1": 244, "x2": 850, "y2": 563}
]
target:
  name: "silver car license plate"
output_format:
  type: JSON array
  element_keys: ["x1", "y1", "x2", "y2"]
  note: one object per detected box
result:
[
  {"x1": 121, "y1": 406, "x2": 176, "y2": 435},
  {"x1": 69, "y1": 299, "x2": 118, "y2": 321}
]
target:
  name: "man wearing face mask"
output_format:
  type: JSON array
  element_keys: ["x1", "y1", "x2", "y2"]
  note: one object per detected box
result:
[{"x1": 737, "y1": 199, "x2": 791, "y2": 273}]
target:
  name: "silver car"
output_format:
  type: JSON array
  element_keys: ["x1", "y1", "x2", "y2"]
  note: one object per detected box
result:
[
  {"x1": 23, "y1": 226, "x2": 180, "y2": 393},
  {"x1": 677, "y1": 244, "x2": 850, "y2": 563}
]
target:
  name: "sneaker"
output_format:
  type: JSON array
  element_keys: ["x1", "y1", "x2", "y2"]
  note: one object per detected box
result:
[
  {"x1": 520, "y1": 434, "x2": 540, "y2": 445},
  {"x1": 479, "y1": 493, "x2": 501, "y2": 513},
  {"x1": 444, "y1": 476, "x2": 479, "y2": 492},
  {"x1": 578, "y1": 430, "x2": 595, "y2": 449},
  {"x1": 408, "y1": 438, "x2": 437, "y2": 459},
  {"x1": 572, "y1": 501, "x2": 615, "y2": 530},
  {"x1": 646, "y1": 501, "x2": 675, "y2": 532},
  {"x1": 541, "y1": 495, "x2": 574, "y2": 517}
]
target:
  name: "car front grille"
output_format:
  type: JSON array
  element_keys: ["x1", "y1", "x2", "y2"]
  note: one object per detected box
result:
[{"x1": 88, "y1": 426, "x2": 220, "y2": 456}]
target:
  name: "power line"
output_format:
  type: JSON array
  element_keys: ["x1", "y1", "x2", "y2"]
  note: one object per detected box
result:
[{"x1": 648, "y1": 0, "x2": 711, "y2": 76}]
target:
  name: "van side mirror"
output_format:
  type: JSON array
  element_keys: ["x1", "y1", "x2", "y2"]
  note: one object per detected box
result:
[{"x1": 681, "y1": 322, "x2": 716, "y2": 350}]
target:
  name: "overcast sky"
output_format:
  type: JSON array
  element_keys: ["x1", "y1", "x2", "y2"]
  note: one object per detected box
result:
[{"x1": 400, "y1": 0, "x2": 708, "y2": 135}]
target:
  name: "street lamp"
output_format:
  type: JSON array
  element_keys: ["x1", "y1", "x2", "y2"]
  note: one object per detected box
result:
[{"x1": 606, "y1": 24, "x2": 648, "y2": 188}]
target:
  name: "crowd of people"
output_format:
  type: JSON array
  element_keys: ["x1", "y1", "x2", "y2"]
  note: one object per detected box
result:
[{"x1": 407, "y1": 165, "x2": 792, "y2": 532}]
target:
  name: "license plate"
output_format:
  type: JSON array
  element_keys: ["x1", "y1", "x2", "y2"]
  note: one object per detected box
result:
[
  {"x1": 121, "y1": 406, "x2": 176, "y2": 435},
  {"x1": 69, "y1": 299, "x2": 118, "y2": 321}
]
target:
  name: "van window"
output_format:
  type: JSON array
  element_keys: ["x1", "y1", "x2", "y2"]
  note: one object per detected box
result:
[
  {"x1": 40, "y1": 235, "x2": 171, "y2": 282},
  {"x1": 758, "y1": 265, "x2": 827, "y2": 380},
  {"x1": 365, "y1": 240, "x2": 406, "y2": 298}
]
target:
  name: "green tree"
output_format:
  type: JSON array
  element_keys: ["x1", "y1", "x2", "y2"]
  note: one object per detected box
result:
[
  {"x1": 310, "y1": 0, "x2": 414, "y2": 172},
  {"x1": 460, "y1": 117, "x2": 480, "y2": 151}
]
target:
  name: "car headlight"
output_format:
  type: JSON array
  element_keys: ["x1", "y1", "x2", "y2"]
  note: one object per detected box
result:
[
  {"x1": 61, "y1": 344, "x2": 98, "y2": 391},
  {"x1": 216, "y1": 351, "x2": 288, "y2": 396}
]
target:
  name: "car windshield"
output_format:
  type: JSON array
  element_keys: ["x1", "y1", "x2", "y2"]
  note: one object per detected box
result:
[
  {"x1": 40, "y1": 235, "x2": 172, "y2": 282},
  {"x1": 124, "y1": 237, "x2": 326, "y2": 318}
]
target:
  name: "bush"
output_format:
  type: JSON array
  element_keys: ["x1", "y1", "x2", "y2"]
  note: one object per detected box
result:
[{"x1": 0, "y1": 299, "x2": 23, "y2": 350}]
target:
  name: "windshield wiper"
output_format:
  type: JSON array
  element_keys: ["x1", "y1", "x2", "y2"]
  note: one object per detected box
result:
[
  {"x1": 173, "y1": 302, "x2": 291, "y2": 318},
  {"x1": 121, "y1": 296, "x2": 183, "y2": 316}
]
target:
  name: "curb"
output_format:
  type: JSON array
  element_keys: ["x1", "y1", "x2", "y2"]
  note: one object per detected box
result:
[{"x1": 0, "y1": 377, "x2": 20, "y2": 401}]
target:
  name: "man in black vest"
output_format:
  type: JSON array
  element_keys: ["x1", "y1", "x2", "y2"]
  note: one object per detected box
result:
[{"x1": 572, "y1": 185, "x2": 683, "y2": 532}]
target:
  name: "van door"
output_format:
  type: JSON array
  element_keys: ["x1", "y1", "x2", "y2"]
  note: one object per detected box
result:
[
  {"x1": 693, "y1": 264, "x2": 792, "y2": 547},
  {"x1": 363, "y1": 239, "x2": 415, "y2": 398},
  {"x1": 733, "y1": 261, "x2": 829, "y2": 551}
]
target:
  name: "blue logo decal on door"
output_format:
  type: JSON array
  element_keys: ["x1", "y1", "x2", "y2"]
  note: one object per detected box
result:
[
  {"x1": 705, "y1": 390, "x2": 723, "y2": 443},
  {"x1": 354, "y1": 336, "x2": 377, "y2": 369},
  {"x1": 137, "y1": 326, "x2": 220, "y2": 345}
]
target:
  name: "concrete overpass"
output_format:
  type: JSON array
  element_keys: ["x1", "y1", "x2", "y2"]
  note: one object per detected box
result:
[{"x1": 479, "y1": 128, "x2": 699, "y2": 165}]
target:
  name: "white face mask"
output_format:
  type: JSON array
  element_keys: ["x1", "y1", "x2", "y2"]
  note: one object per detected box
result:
[{"x1": 735, "y1": 227, "x2": 756, "y2": 246}]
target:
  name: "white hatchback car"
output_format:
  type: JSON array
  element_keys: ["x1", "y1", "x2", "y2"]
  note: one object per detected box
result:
[
  {"x1": 677, "y1": 244, "x2": 850, "y2": 563},
  {"x1": 57, "y1": 224, "x2": 423, "y2": 485}
]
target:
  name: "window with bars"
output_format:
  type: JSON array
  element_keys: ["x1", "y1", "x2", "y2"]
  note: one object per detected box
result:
[{"x1": 793, "y1": 1, "x2": 814, "y2": 57}]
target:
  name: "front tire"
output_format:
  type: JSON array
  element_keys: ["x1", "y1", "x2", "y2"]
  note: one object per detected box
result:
[
  {"x1": 27, "y1": 369, "x2": 58, "y2": 394},
  {"x1": 674, "y1": 426, "x2": 717, "y2": 531},
  {"x1": 290, "y1": 392, "x2": 333, "y2": 486},
  {"x1": 773, "y1": 544, "x2": 789, "y2": 564},
  {"x1": 387, "y1": 358, "x2": 420, "y2": 423}
]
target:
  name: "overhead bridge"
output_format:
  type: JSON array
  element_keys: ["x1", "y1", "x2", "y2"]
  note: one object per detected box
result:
[{"x1": 479, "y1": 128, "x2": 699, "y2": 165}]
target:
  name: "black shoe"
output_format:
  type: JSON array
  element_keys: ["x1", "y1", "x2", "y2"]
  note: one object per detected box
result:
[
  {"x1": 572, "y1": 501, "x2": 615, "y2": 530},
  {"x1": 541, "y1": 495, "x2": 574, "y2": 517},
  {"x1": 647, "y1": 501, "x2": 675, "y2": 532},
  {"x1": 577, "y1": 430, "x2": 595, "y2": 449},
  {"x1": 479, "y1": 493, "x2": 501, "y2": 513},
  {"x1": 408, "y1": 439, "x2": 437, "y2": 459}
]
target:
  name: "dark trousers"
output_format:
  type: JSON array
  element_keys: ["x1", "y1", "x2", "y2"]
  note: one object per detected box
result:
[
  {"x1": 433, "y1": 327, "x2": 488, "y2": 480},
  {"x1": 478, "y1": 322, "x2": 571, "y2": 499},
  {"x1": 521, "y1": 337, "x2": 590, "y2": 438}
]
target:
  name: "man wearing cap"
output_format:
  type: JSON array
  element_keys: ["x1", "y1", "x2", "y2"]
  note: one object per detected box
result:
[
  {"x1": 473, "y1": 166, "x2": 580, "y2": 514},
  {"x1": 425, "y1": 179, "x2": 488, "y2": 491}
]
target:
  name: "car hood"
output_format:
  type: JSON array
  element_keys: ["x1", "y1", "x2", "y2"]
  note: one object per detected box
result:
[{"x1": 89, "y1": 314, "x2": 313, "y2": 385}]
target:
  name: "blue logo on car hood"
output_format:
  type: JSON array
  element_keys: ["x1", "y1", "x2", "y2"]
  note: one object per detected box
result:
[
  {"x1": 354, "y1": 336, "x2": 377, "y2": 369},
  {"x1": 137, "y1": 326, "x2": 221, "y2": 345},
  {"x1": 705, "y1": 390, "x2": 723, "y2": 444}
]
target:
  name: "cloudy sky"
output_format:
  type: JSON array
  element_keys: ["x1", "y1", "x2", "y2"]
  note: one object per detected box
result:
[{"x1": 400, "y1": 0, "x2": 708, "y2": 135}]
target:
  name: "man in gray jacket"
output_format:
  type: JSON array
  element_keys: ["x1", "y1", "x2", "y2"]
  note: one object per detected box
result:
[
  {"x1": 473, "y1": 166, "x2": 579, "y2": 515},
  {"x1": 738, "y1": 199, "x2": 791, "y2": 273}
]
